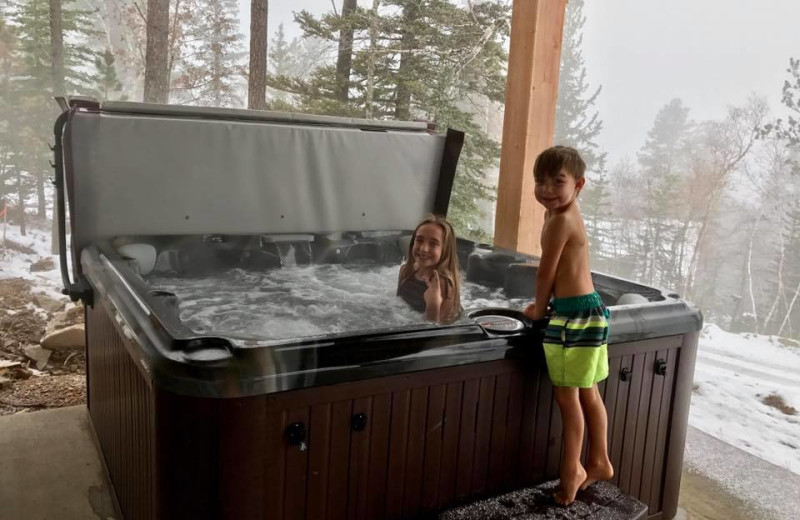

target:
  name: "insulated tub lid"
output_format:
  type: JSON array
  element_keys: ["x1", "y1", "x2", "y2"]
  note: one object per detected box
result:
[{"x1": 59, "y1": 100, "x2": 463, "y2": 279}]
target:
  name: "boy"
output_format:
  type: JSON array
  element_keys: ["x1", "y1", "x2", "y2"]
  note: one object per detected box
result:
[{"x1": 523, "y1": 146, "x2": 613, "y2": 506}]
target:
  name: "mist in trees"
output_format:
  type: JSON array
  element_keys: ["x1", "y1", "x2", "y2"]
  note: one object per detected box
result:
[
  {"x1": 0, "y1": 1, "x2": 797, "y2": 340},
  {"x1": 593, "y1": 87, "x2": 799, "y2": 339}
]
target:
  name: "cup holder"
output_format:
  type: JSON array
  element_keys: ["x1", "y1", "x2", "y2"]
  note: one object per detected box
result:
[{"x1": 467, "y1": 308, "x2": 529, "y2": 334}]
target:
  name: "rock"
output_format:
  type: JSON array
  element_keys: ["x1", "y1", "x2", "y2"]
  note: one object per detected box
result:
[
  {"x1": 44, "y1": 306, "x2": 84, "y2": 336},
  {"x1": 23, "y1": 345, "x2": 52, "y2": 370},
  {"x1": 65, "y1": 305, "x2": 84, "y2": 325},
  {"x1": 45, "y1": 310, "x2": 69, "y2": 336},
  {"x1": 29, "y1": 257, "x2": 55, "y2": 272},
  {"x1": 40, "y1": 324, "x2": 85, "y2": 350},
  {"x1": 33, "y1": 293, "x2": 67, "y2": 313}
]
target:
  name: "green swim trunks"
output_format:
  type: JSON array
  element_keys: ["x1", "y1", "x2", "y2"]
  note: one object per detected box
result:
[{"x1": 542, "y1": 292, "x2": 610, "y2": 388}]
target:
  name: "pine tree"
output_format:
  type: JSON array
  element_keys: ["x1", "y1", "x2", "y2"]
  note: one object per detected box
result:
[
  {"x1": 553, "y1": 0, "x2": 610, "y2": 265},
  {"x1": 636, "y1": 98, "x2": 692, "y2": 288},
  {"x1": 3, "y1": 0, "x2": 98, "y2": 228},
  {"x1": 554, "y1": 0, "x2": 605, "y2": 174},
  {"x1": 267, "y1": 23, "x2": 326, "y2": 106},
  {"x1": 269, "y1": 23, "x2": 291, "y2": 77},
  {"x1": 9, "y1": 0, "x2": 99, "y2": 95},
  {"x1": 763, "y1": 57, "x2": 800, "y2": 149},
  {"x1": 0, "y1": 15, "x2": 18, "y2": 210},
  {"x1": 94, "y1": 48, "x2": 126, "y2": 100},
  {"x1": 291, "y1": 0, "x2": 511, "y2": 239},
  {"x1": 174, "y1": 0, "x2": 244, "y2": 107},
  {"x1": 581, "y1": 167, "x2": 611, "y2": 269}
]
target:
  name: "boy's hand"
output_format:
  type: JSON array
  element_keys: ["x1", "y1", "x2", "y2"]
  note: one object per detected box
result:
[{"x1": 523, "y1": 302, "x2": 537, "y2": 320}]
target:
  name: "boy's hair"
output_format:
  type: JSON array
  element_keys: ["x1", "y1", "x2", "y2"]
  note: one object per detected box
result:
[
  {"x1": 400, "y1": 214, "x2": 462, "y2": 321},
  {"x1": 533, "y1": 146, "x2": 586, "y2": 182}
]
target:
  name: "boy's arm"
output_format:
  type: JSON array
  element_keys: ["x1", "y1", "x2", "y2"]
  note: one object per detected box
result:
[{"x1": 531, "y1": 216, "x2": 569, "y2": 321}]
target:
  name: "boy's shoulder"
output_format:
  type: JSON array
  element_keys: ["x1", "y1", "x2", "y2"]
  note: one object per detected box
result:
[{"x1": 545, "y1": 208, "x2": 579, "y2": 230}]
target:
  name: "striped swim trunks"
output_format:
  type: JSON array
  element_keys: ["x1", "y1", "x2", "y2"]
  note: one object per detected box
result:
[{"x1": 542, "y1": 291, "x2": 610, "y2": 388}]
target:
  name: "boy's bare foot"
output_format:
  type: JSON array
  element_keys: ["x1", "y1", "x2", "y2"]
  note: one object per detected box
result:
[
  {"x1": 554, "y1": 464, "x2": 587, "y2": 506},
  {"x1": 580, "y1": 459, "x2": 614, "y2": 491}
]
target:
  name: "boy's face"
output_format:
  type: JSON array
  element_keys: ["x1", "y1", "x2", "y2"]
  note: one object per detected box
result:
[
  {"x1": 412, "y1": 223, "x2": 443, "y2": 270},
  {"x1": 534, "y1": 168, "x2": 585, "y2": 211}
]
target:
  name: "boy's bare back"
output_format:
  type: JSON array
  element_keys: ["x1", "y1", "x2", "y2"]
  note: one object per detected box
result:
[{"x1": 541, "y1": 202, "x2": 594, "y2": 299}]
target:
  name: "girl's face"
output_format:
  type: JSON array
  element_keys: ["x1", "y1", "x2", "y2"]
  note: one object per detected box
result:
[
  {"x1": 412, "y1": 223, "x2": 444, "y2": 270},
  {"x1": 534, "y1": 169, "x2": 585, "y2": 212}
]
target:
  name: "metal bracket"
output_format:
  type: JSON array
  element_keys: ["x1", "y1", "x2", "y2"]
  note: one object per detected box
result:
[
  {"x1": 61, "y1": 277, "x2": 94, "y2": 305},
  {"x1": 620, "y1": 367, "x2": 633, "y2": 382},
  {"x1": 655, "y1": 359, "x2": 667, "y2": 377}
]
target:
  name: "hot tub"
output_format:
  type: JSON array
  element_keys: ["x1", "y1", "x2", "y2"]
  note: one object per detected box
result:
[{"x1": 54, "y1": 100, "x2": 701, "y2": 520}]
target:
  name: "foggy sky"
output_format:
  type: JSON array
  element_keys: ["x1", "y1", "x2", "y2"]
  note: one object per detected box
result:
[{"x1": 237, "y1": 0, "x2": 800, "y2": 167}]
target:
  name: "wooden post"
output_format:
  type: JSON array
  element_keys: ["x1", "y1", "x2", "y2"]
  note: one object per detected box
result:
[{"x1": 493, "y1": 0, "x2": 567, "y2": 256}]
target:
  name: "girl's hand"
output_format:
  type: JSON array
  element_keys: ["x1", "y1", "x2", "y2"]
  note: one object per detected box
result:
[{"x1": 424, "y1": 270, "x2": 443, "y2": 310}]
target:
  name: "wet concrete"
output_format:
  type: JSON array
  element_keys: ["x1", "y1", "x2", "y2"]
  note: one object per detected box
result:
[
  {"x1": 679, "y1": 426, "x2": 800, "y2": 520},
  {"x1": 677, "y1": 469, "x2": 763, "y2": 520},
  {"x1": 0, "y1": 406, "x2": 117, "y2": 520}
]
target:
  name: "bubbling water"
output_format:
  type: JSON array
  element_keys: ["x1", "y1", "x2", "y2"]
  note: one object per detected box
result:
[{"x1": 147, "y1": 265, "x2": 529, "y2": 341}]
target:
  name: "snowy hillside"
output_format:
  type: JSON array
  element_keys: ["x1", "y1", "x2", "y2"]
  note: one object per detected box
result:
[{"x1": 691, "y1": 324, "x2": 800, "y2": 474}]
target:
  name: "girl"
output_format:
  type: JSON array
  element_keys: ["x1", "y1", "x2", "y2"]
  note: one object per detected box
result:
[{"x1": 397, "y1": 215, "x2": 462, "y2": 324}]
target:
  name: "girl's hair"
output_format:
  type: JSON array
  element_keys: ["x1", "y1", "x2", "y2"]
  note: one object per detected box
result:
[{"x1": 400, "y1": 214, "x2": 462, "y2": 322}]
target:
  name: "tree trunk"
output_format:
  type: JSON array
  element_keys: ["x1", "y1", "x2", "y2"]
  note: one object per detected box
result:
[
  {"x1": 674, "y1": 218, "x2": 690, "y2": 291},
  {"x1": 364, "y1": 0, "x2": 380, "y2": 117},
  {"x1": 36, "y1": 172, "x2": 45, "y2": 219},
  {"x1": 49, "y1": 0, "x2": 65, "y2": 96},
  {"x1": 335, "y1": 0, "x2": 357, "y2": 103},
  {"x1": 16, "y1": 170, "x2": 25, "y2": 237},
  {"x1": 395, "y1": 2, "x2": 419, "y2": 120},
  {"x1": 683, "y1": 198, "x2": 713, "y2": 299},
  {"x1": 763, "y1": 231, "x2": 785, "y2": 332},
  {"x1": 143, "y1": 0, "x2": 170, "y2": 103},
  {"x1": 745, "y1": 212, "x2": 762, "y2": 333},
  {"x1": 778, "y1": 280, "x2": 800, "y2": 338},
  {"x1": 167, "y1": 0, "x2": 184, "y2": 83},
  {"x1": 248, "y1": 0, "x2": 268, "y2": 110},
  {"x1": 50, "y1": 0, "x2": 64, "y2": 254}
]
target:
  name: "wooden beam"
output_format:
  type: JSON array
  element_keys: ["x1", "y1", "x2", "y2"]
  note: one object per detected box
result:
[{"x1": 493, "y1": 0, "x2": 567, "y2": 256}]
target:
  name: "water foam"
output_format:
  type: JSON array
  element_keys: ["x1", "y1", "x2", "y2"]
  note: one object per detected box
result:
[{"x1": 147, "y1": 265, "x2": 528, "y2": 341}]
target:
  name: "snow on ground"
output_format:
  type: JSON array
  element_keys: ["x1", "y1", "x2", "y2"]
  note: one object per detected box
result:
[
  {"x1": 690, "y1": 323, "x2": 800, "y2": 475},
  {"x1": 0, "y1": 221, "x2": 67, "y2": 298}
]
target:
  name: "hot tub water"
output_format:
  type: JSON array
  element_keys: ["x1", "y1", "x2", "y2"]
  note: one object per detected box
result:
[{"x1": 147, "y1": 265, "x2": 529, "y2": 341}]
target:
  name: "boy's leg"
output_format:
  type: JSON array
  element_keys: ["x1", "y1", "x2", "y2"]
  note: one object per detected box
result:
[
  {"x1": 553, "y1": 386, "x2": 586, "y2": 506},
  {"x1": 579, "y1": 384, "x2": 614, "y2": 490}
]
